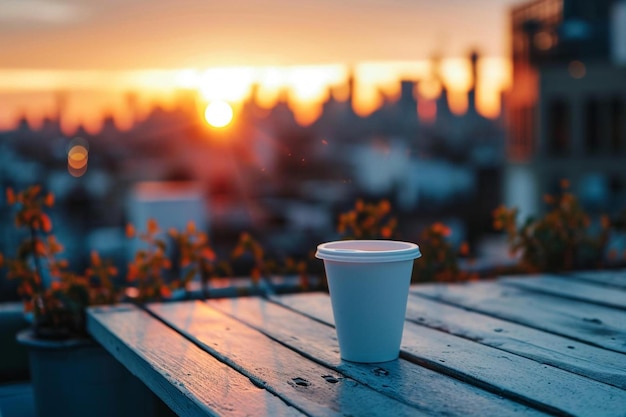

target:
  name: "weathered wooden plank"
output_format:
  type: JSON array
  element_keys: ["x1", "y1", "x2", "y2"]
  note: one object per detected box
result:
[
  {"x1": 500, "y1": 274, "x2": 626, "y2": 310},
  {"x1": 569, "y1": 269, "x2": 626, "y2": 290},
  {"x1": 275, "y1": 293, "x2": 626, "y2": 417},
  {"x1": 403, "y1": 293, "x2": 626, "y2": 390},
  {"x1": 87, "y1": 304, "x2": 303, "y2": 417},
  {"x1": 148, "y1": 300, "x2": 425, "y2": 417},
  {"x1": 209, "y1": 296, "x2": 547, "y2": 417},
  {"x1": 412, "y1": 281, "x2": 626, "y2": 354}
]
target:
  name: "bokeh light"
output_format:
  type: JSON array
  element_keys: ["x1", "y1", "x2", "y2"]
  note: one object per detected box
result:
[
  {"x1": 67, "y1": 137, "x2": 89, "y2": 177},
  {"x1": 568, "y1": 60, "x2": 586, "y2": 79}
]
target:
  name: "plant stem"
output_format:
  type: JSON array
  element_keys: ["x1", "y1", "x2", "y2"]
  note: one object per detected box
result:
[{"x1": 30, "y1": 225, "x2": 44, "y2": 293}]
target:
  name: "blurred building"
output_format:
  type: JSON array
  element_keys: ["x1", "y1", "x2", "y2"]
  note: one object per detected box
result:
[{"x1": 506, "y1": 0, "x2": 626, "y2": 217}]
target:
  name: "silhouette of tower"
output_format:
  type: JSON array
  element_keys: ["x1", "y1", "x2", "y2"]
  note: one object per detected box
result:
[
  {"x1": 430, "y1": 52, "x2": 452, "y2": 120},
  {"x1": 55, "y1": 90, "x2": 68, "y2": 135},
  {"x1": 399, "y1": 80, "x2": 418, "y2": 112},
  {"x1": 347, "y1": 71, "x2": 356, "y2": 113},
  {"x1": 467, "y1": 50, "x2": 479, "y2": 115},
  {"x1": 125, "y1": 91, "x2": 139, "y2": 127}
]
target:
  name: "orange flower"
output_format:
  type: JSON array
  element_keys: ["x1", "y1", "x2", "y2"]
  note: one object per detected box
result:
[
  {"x1": 44, "y1": 192, "x2": 55, "y2": 207},
  {"x1": 180, "y1": 255, "x2": 191, "y2": 268},
  {"x1": 125, "y1": 223, "x2": 136, "y2": 238},
  {"x1": 543, "y1": 194, "x2": 554, "y2": 205},
  {"x1": 127, "y1": 264, "x2": 139, "y2": 282},
  {"x1": 147, "y1": 218, "x2": 159, "y2": 235},
  {"x1": 186, "y1": 221, "x2": 196, "y2": 233},
  {"x1": 21, "y1": 283, "x2": 33, "y2": 296},
  {"x1": 40, "y1": 214, "x2": 52, "y2": 233},
  {"x1": 431, "y1": 222, "x2": 451, "y2": 237},
  {"x1": 459, "y1": 242, "x2": 470, "y2": 256},
  {"x1": 30, "y1": 185, "x2": 41, "y2": 196},
  {"x1": 560, "y1": 179, "x2": 570, "y2": 189},
  {"x1": 34, "y1": 241, "x2": 46, "y2": 256},
  {"x1": 600, "y1": 215, "x2": 610, "y2": 229},
  {"x1": 160, "y1": 286, "x2": 172, "y2": 298},
  {"x1": 379, "y1": 199, "x2": 391, "y2": 214},
  {"x1": 91, "y1": 251, "x2": 101, "y2": 267},
  {"x1": 232, "y1": 245, "x2": 245, "y2": 259},
  {"x1": 6, "y1": 188, "x2": 15, "y2": 205},
  {"x1": 51, "y1": 281, "x2": 62, "y2": 291},
  {"x1": 240, "y1": 232, "x2": 251, "y2": 244},
  {"x1": 201, "y1": 248, "x2": 216, "y2": 261},
  {"x1": 251, "y1": 267, "x2": 261, "y2": 284},
  {"x1": 381, "y1": 226, "x2": 392, "y2": 239},
  {"x1": 47, "y1": 236, "x2": 64, "y2": 254}
]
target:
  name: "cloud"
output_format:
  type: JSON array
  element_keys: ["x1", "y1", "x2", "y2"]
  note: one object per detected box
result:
[{"x1": 0, "y1": 0, "x2": 88, "y2": 24}]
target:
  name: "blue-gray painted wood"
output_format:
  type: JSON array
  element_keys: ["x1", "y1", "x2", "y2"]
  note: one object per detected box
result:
[
  {"x1": 500, "y1": 274, "x2": 626, "y2": 310},
  {"x1": 403, "y1": 293, "x2": 626, "y2": 389},
  {"x1": 147, "y1": 300, "x2": 427, "y2": 417},
  {"x1": 412, "y1": 281, "x2": 626, "y2": 354},
  {"x1": 274, "y1": 292, "x2": 626, "y2": 417},
  {"x1": 569, "y1": 269, "x2": 626, "y2": 289},
  {"x1": 209, "y1": 296, "x2": 546, "y2": 417},
  {"x1": 87, "y1": 304, "x2": 303, "y2": 417}
]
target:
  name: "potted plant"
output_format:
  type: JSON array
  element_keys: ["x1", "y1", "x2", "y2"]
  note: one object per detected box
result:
[
  {"x1": 336, "y1": 199, "x2": 475, "y2": 283},
  {"x1": 493, "y1": 181, "x2": 612, "y2": 273},
  {"x1": 0, "y1": 186, "x2": 178, "y2": 417}
]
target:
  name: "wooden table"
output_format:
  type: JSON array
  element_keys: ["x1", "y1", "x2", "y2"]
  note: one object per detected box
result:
[{"x1": 87, "y1": 270, "x2": 626, "y2": 417}]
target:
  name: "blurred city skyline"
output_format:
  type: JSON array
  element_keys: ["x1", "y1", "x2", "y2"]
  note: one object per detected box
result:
[{"x1": 0, "y1": 0, "x2": 519, "y2": 132}]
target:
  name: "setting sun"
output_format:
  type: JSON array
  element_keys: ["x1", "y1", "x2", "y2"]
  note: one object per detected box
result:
[{"x1": 204, "y1": 100, "x2": 234, "y2": 128}]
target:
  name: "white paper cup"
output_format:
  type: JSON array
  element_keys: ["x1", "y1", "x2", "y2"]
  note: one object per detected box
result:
[{"x1": 316, "y1": 240, "x2": 421, "y2": 363}]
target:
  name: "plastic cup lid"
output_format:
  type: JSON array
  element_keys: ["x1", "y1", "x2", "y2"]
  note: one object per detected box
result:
[{"x1": 315, "y1": 240, "x2": 421, "y2": 263}]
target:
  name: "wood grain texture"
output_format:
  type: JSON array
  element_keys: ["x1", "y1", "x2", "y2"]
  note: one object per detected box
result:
[
  {"x1": 209, "y1": 296, "x2": 546, "y2": 417},
  {"x1": 147, "y1": 300, "x2": 424, "y2": 417},
  {"x1": 87, "y1": 304, "x2": 303, "y2": 417},
  {"x1": 404, "y1": 293, "x2": 626, "y2": 390},
  {"x1": 500, "y1": 274, "x2": 626, "y2": 310},
  {"x1": 569, "y1": 269, "x2": 626, "y2": 289},
  {"x1": 412, "y1": 281, "x2": 626, "y2": 354},
  {"x1": 275, "y1": 292, "x2": 626, "y2": 417}
]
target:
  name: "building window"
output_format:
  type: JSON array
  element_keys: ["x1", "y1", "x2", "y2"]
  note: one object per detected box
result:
[
  {"x1": 523, "y1": 105, "x2": 534, "y2": 156},
  {"x1": 584, "y1": 98, "x2": 600, "y2": 154},
  {"x1": 548, "y1": 99, "x2": 570, "y2": 156},
  {"x1": 610, "y1": 98, "x2": 623, "y2": 153},
  {"x1": 610, "y1": 175, "x2": 625, "y2": 210}
]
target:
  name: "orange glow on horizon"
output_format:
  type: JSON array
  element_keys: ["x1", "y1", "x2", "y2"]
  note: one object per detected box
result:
[{"x1": 0, "y1": 58, "x2": 511, "y2": 133}]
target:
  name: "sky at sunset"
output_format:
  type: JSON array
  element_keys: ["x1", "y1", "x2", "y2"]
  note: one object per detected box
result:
[{"x1": 0, "y1": 0, "x2": 522, "y2": 132}]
